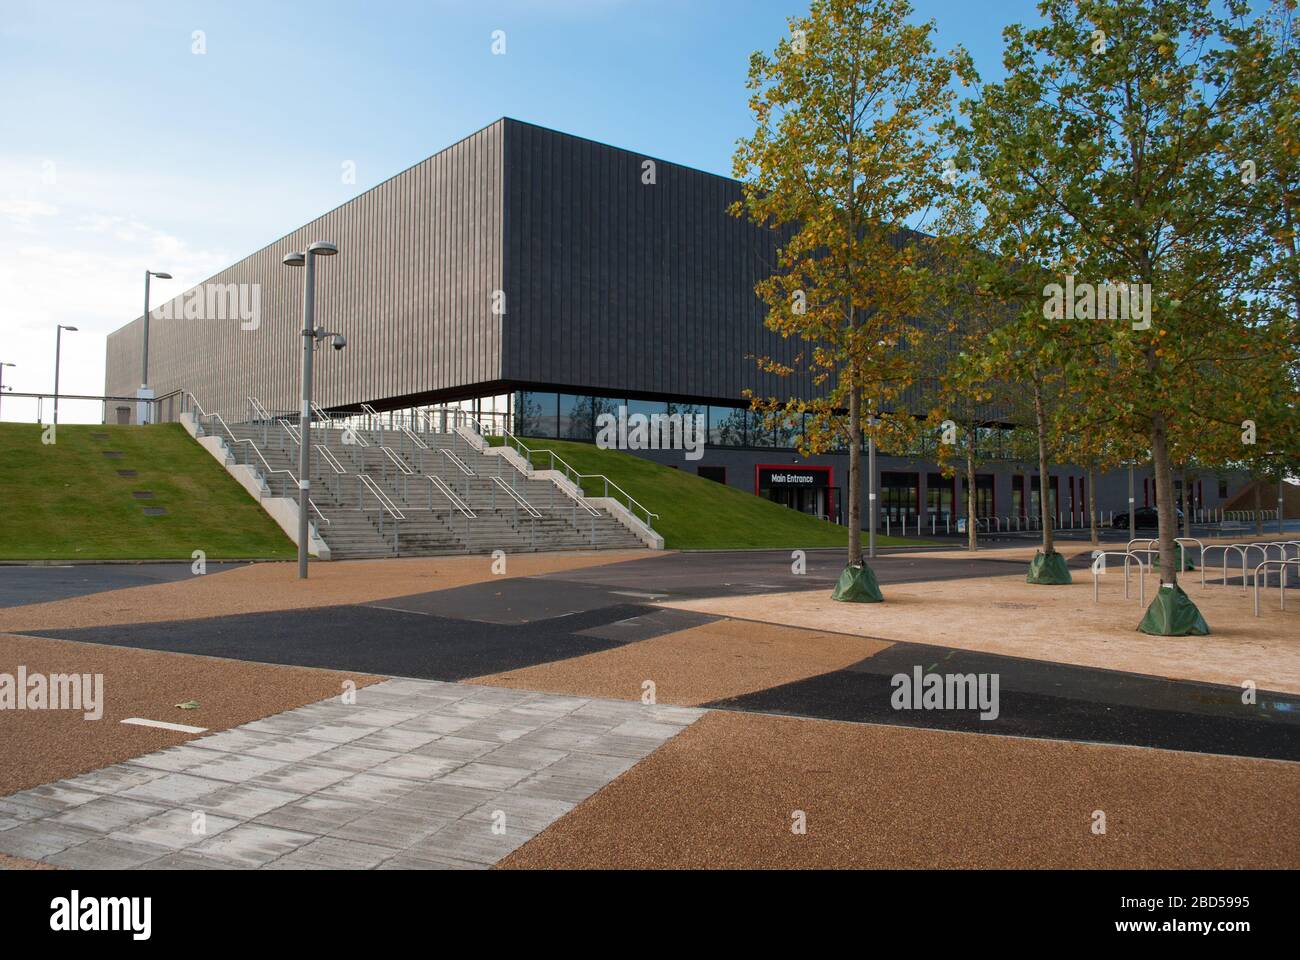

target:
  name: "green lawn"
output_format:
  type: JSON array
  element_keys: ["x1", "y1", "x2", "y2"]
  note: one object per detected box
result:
[
  {"x1": 492, "y1": 436, "x2": 925, "y2": 550},
  {"x1": 0, "y1": 422, "x2": 295, "y2": 561}
]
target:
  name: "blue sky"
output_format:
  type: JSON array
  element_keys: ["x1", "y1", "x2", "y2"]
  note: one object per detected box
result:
[{"x1": 0, "y1": 0, "x2": 1044, "y2": 421}]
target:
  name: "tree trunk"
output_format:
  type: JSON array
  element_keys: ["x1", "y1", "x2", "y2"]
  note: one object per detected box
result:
[
  {"x1": 966, "y1": 428, "x2": 978, "y2": 551},
  {"x1": 1254, "y1": 481, "x2": 1264, "y2": 536},
  {"x1": 1087, "y1": 465, "x2": 1098, "y2": 546},
  {"x1": 1033, "y1": 381, "x2": 1055, "y2": 555},
  {"x1": 848, "y1": 387, "x2": 862, "y2": 564},
  {"x1": 1149, "y1": 414, "x2": 1178, "y2": 587}
]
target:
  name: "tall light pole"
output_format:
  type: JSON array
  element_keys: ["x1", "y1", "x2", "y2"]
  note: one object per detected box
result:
[
  {"x1": 282, "y1": 241, "x2": 341, "y2": 579},
  {"x1": 867, "y1": 414, "x2": 877, "y2": 558},
  {"x1": 53, "y1": 326, "x2": 77, "y2": 426},
  {"x1": 0, "y1": 362, "x2": 13, "y2": 419},
  {"x1": 1128, "y1": 461, "x2": 1136, "y2": 542},
  {"x1": 139, "y1": 269, "x2": 172, "y2": 424}
]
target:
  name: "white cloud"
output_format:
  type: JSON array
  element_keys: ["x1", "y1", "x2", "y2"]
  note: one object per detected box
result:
[{"x1": 0, "y1": 193, "x2": 230, "y2": 423}]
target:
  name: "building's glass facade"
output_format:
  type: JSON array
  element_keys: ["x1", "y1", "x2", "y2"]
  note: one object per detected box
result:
[{"x1": 510, "y1": 390, "x2": 1021, "y2": 457}]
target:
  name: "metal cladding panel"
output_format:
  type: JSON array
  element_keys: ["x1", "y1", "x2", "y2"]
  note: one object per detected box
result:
[
  {"x1": 499, "y1": 119, "x2": 810, "y2": 404},
  {"x1": 104, "y1": 121, "x2": 505, "y2": 419}
]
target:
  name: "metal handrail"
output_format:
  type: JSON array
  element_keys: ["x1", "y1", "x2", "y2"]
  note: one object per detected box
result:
[
  {"x1": 186, "y1": 394, "x2": 330, "y2": 527},
  {"x1": 428, "y1": 475, "x2": 476, "y2": 518},
  {"x1": 356, "y1": 473, "x2": 405, "y2": 520},
  {"x1": 247, "y1": 396, "x2": 272, "y2": 421},
  {"x1": 310, "y1": 401, "x2": 333, "y2": 425},
  {"x1": 376, "y1": 445, "x2": 413, "y2": 475},
  {"x1": 1253, "y1": 559, "x2": 1300, "y2": 615},
  {"x1": 572, "y1": 471, "x2": 654, "y2": 520},
  {"x1": 492, "y1": 476, "x2": 543, "y2": 518},
  {"x1": 317, "y1": 444, "x2": 346, "y2": 475},
  {"x1": 431, "y1": 405, "x2": 658, "y2": 531},
  {"x1": 440, "y1": 448, "x2": 476, "y2": 476},
  {"x1": 277, "y1": 417, "x2": 301, "y2": 446},
  {"x1": 400, "y1": 424, "x2": 428, "y2": 450}
]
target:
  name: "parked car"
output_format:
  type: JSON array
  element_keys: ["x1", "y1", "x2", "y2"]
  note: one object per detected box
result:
[{"x1": 1112, "y1": 506, "x2": 1184, "y2": 528}]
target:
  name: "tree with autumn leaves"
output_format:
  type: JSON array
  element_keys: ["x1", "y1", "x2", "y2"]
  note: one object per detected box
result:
[
  {"x1": 945, "y1": 0, "x2": 1298, "y2": 630},
  {"x1": 732, "y1": 0, "x2": 972, "y2": 597},
  {"x1": 734, "y1": 0, "x2": 1296, "y2": 627}
]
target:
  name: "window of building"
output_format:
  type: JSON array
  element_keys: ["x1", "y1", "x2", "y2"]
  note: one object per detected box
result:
[
  {"x1": 515, "y1": 391, "x2": 558, "y2": 438},
  {"x1": 881, "y1": 471, "x2": 919, "y2": 523},
  {"x1": 709, "y1": 406, "x2": 746, "y2": 446},
  {"x1": 559, "y1": 394, "x2": 595, "y2": 440},
  {"x1": 926, "y1": 473, "x2": 955, "y2": 521},
  {"x1": 1219, "y1": 480, "x2": 1228, "y2": 499},
  {"x1": 697, "y1": 466, "x2": 726, "y2": 484}
]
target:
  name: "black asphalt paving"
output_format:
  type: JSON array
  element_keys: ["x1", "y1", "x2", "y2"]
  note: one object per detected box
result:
[
  {"x1": 524, "y1": 548, "x2": 1089, "y2": 599},
  {"x1": 9, "y1": 548, "x2": 1296, "y2": 761},
  {"x1": 0, "y1": 562, "x2": 248, "y2": 607},
  {"x1": 707, "y1": 642, "x2": 1300, "y2": 762},
  {"x1": 22, "y1": 600, "x2": 716, "y2": 682}
]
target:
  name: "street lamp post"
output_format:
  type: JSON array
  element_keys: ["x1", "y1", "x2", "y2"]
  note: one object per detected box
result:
[
  {"x1": 53, "y1": 326, "x2": 77, "y2": 426},
  {"x1": 282, "y1": 242, "x2": 341, "y2": 579},
  {"x1": 867, "y1": 416, "x2": 877, "y2": 558},
  {"x1": 1128, "y1": 462, "x2": 1136, "y2": 543},
  {"x1": 139, "y1": 269, "x2": 172, "y2": 424},
  {"x1": 0, "y1": 362, "x2": 13, "y2": 419}
]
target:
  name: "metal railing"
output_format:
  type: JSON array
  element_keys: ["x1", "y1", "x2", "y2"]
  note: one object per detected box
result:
[
  {"x1": 428, "y1": 475, "x2": 476, "y2": 519},
  {"x1": 492, "y1": 476, "x2": 543, "y2": 519},
  {"x1": 356, "y1": 474, "x2": 404, "y2": 553},
  {"x1": 1126, "y1": 537, "x2": 1206, "y2": 589},
  {"x1": 1090, "y1": 551, "x2": 1147, "y2": 605},
  {"x1": 435, "y1": 406, "x2": 659, "y2": 532},
  {"x1": 187, "y1": 392, "x2": 329, "y2": 530},
  {"x1": 440, "y1": 448, "x2": 476, "y2": 476},
  {"x1": 1253, "y1": 559, "x2": 1300, "y2": 616}
]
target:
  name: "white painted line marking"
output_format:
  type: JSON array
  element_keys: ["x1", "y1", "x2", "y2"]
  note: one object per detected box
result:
[
  {"x1": 609, "y1": 590, "x2": 665, "y2": 599},
  {"x1": 121, "y1": 717, "x2": 207, "y2": 734}
]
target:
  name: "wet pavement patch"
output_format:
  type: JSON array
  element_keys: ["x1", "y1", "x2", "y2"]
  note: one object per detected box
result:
[{"x1": 706, "y1": 641, "x2": 1300, "y2": 762}]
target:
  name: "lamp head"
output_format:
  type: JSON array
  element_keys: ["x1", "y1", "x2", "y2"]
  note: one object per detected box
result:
[
  {"x1": 150, "y1": 271, "x2": 173, "y2": 279},
  {"x1": 282, "y1": 251, "x2": 306, "y2": 267},
  {"x1": 307, "y1": 241, "x2": 338, "y2": 257}
]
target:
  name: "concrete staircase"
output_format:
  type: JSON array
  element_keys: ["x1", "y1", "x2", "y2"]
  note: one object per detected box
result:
[{"x1": 212, "y1": 418, "x2": 650, "y2": 560}]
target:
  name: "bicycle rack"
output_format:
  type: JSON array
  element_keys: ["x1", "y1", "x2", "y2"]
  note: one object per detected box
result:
[
  {"x1": 1253, "y1": 559, "x2": 1300, "y2": 615},
  {"x1": 1090, "y1": 550, "x2": 1147, "y2": 605}
]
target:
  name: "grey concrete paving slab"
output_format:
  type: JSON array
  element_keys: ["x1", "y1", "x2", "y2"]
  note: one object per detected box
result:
[{"x1": 0, "y1": 677, "x2": 705, "y2": 869}]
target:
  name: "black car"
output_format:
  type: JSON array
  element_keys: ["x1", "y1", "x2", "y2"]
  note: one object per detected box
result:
[{"x1": 1112, "y1": 506, "x2": 1184, "y2": 529}]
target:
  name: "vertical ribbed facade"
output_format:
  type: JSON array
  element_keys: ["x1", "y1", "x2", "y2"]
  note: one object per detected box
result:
[
  {"x1": 105, "y1": 118, "x2": 815, "y2": 418},
  {"x1": 500, "y1": 119, "x2": 806, "y2": 402},
  {"x1": 105, "y1": 121, "x2": 506, "y2": 419}
]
